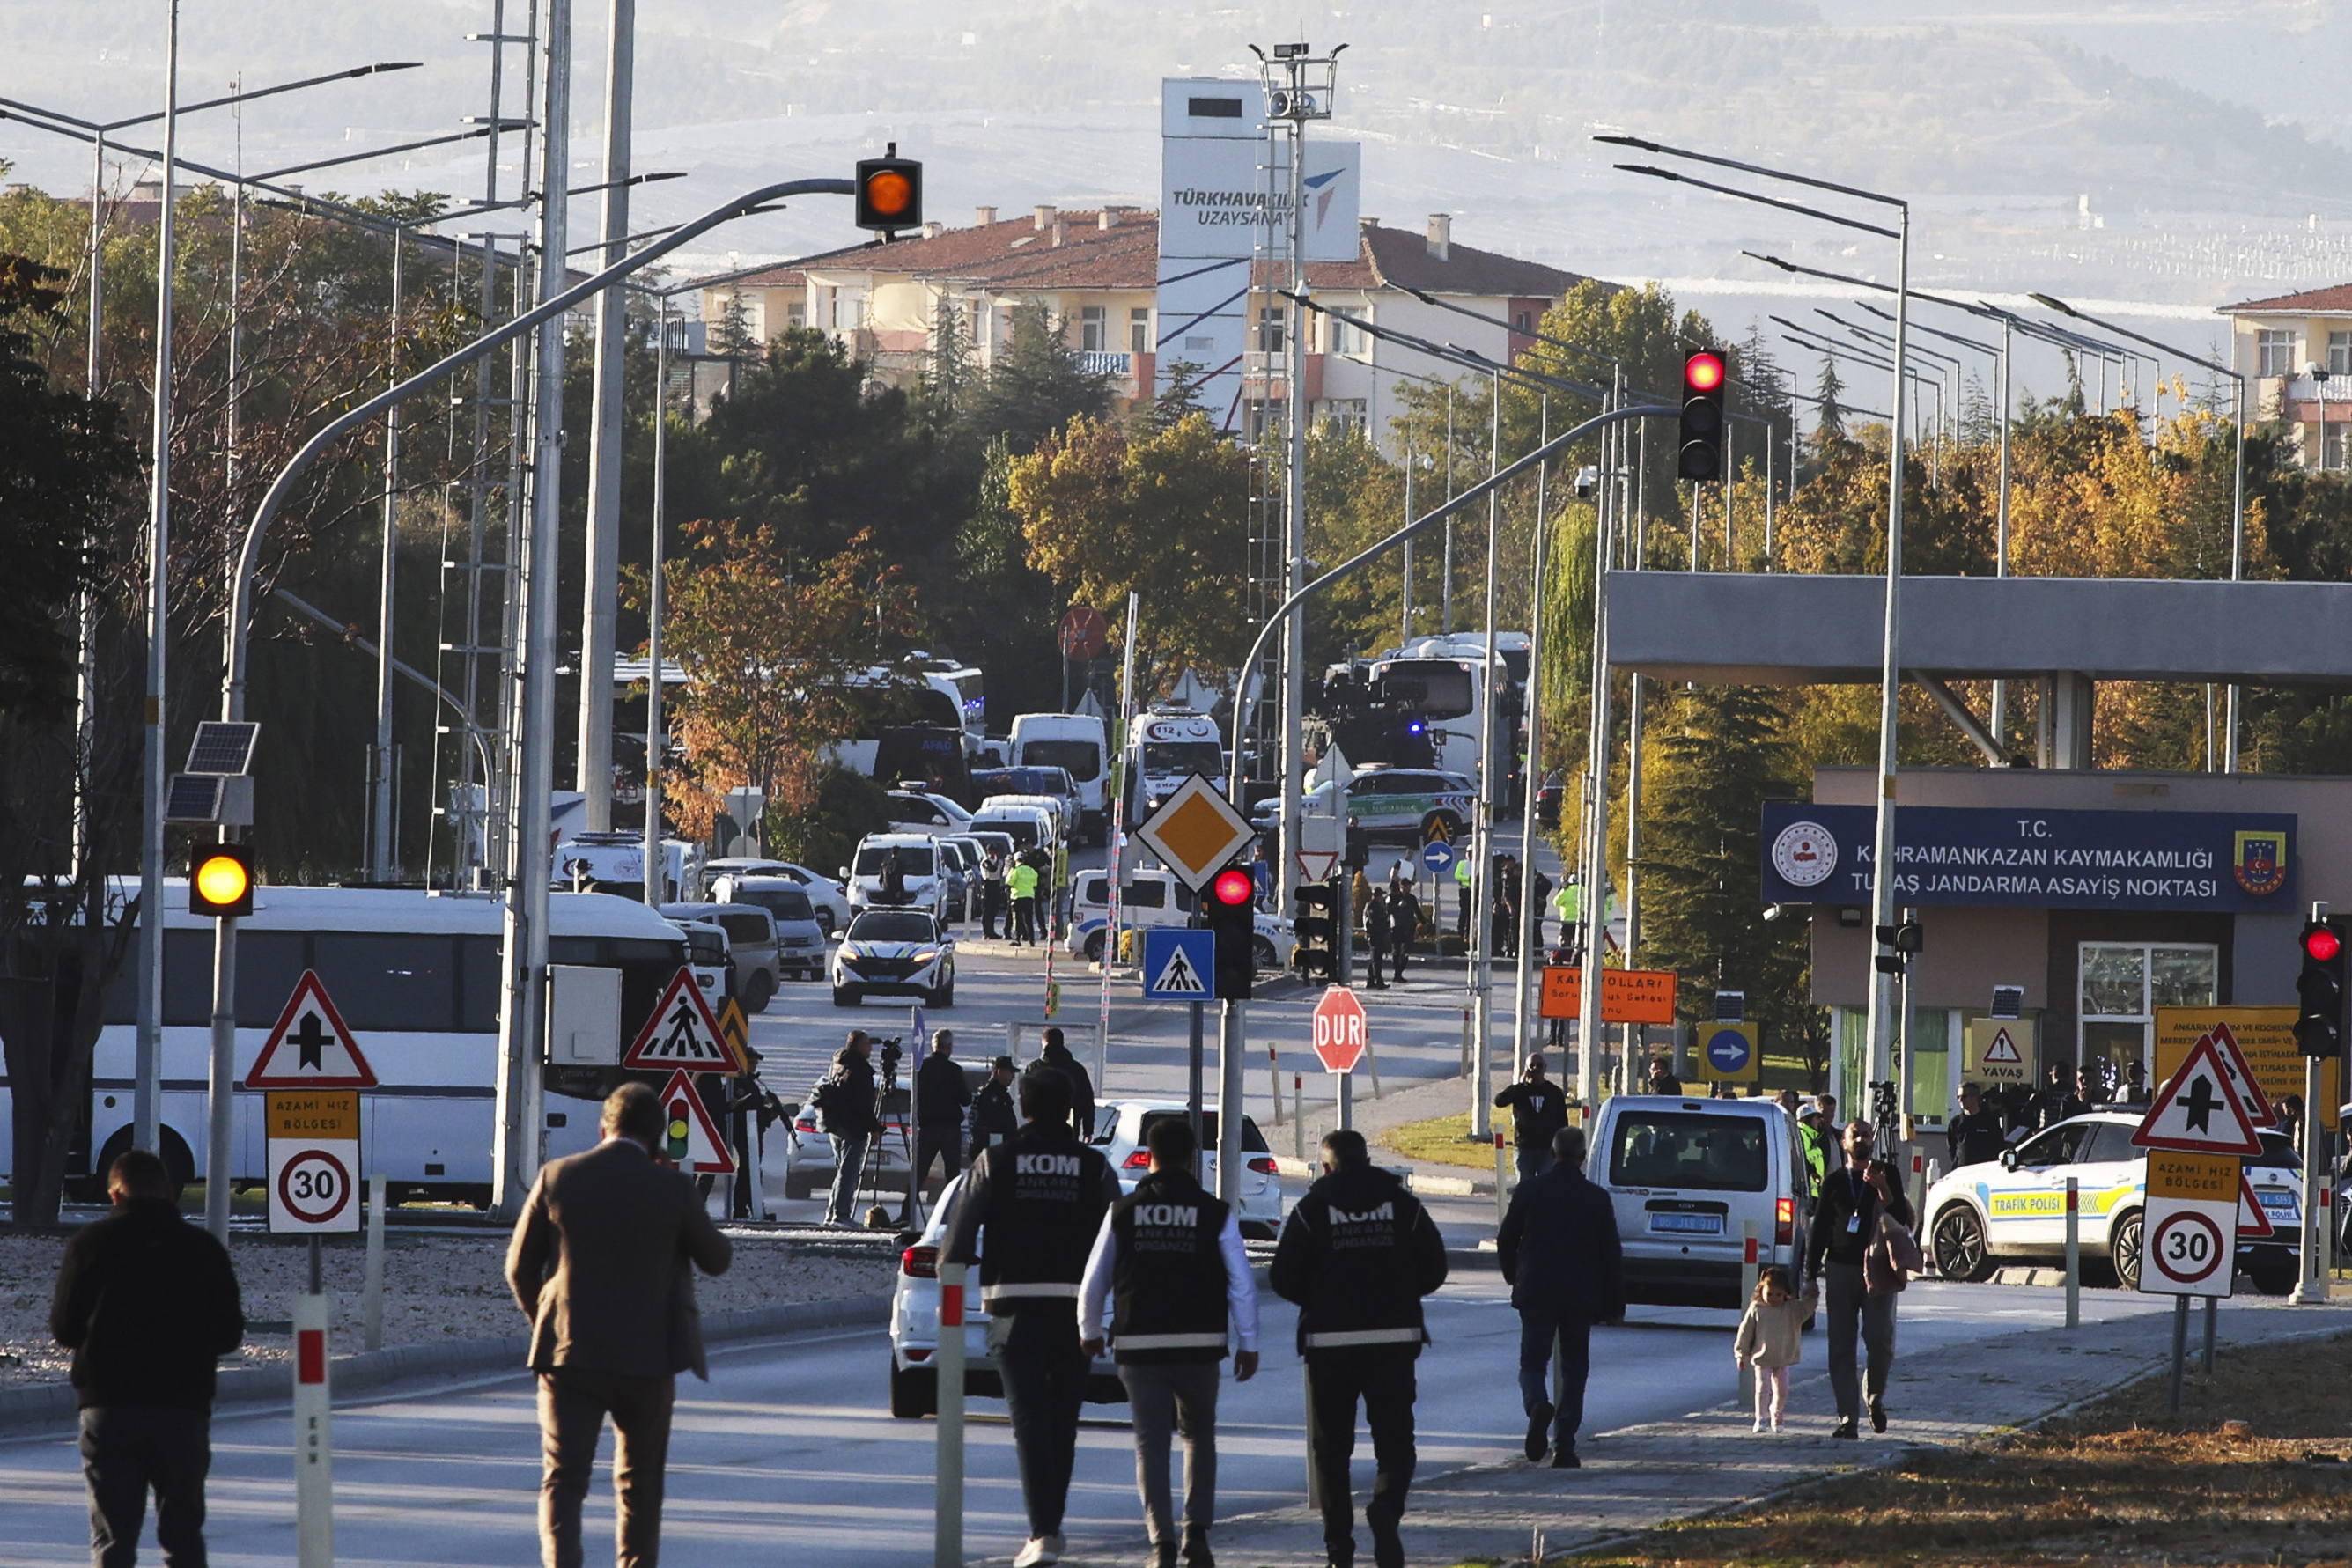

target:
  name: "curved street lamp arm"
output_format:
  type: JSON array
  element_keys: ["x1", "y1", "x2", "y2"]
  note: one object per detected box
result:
[{"x1": 224, "y1": 175, "x2": 857, "y2": 722}]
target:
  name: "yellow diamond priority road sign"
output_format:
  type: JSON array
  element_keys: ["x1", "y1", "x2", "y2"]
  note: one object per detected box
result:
[{"x1": 1135, "y1": 774, "x2": 1257, "y2": 891}]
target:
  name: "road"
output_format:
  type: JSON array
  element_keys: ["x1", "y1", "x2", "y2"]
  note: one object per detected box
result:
[{"x1": 0, "y1": 1278, "x2": 2180, "y2": 1566}]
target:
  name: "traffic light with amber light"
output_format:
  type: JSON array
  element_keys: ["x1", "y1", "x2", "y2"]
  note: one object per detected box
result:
[
  {"x1": 1205, "y1": 863, "x2": 1258, "y2": 1000},
  {"x1": 189, "y1": 843, "x2": 254, "y2": 917},
  {"x1": 1293, "y1": 881, "x2": 1338, "y2": 983},
  {"x1": 1679, "y1": 350, "x2": 1727, "y2": 482},
  {"x1": 2295, "y1": 913, "x2": 2346, "y2": 1058},
  {"x1": 855, "y1": 145, "x2": 921, "y2": 235}
]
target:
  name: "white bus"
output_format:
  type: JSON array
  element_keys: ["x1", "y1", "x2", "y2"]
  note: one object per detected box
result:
[{"x1": 15, "y1": 884, "x2": 690, "y2": 1207}]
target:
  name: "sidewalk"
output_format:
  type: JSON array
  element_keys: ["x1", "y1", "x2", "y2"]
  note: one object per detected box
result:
[{"x1": 1128, "y1": 1298, "x2": 2352, "y2": 1568}]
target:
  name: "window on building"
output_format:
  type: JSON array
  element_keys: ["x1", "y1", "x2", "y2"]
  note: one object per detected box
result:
[
  {"x1": 1257, "y1": 305, "x2": 1286, "y2": 354},
  {"x1": 2257, "y1": 328, "x2": 2296, "y2": 377},
  {"x1": 1080, "y1": 305, "x2": 1107, "y2": 351},
  {"x1": 1130, "y1": 306, "x2": 1151, "y2": 354},
  {"x1": 2077, "y1": 942, "x2": 2217, "y2": 1096},
  {"x1": 2330, "y1": 329, "x2": 2352, "y2": 378}
]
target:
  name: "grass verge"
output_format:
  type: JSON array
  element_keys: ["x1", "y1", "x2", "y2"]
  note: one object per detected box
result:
[
  {"x1": 1380, "y1": 1112, "x2": 1494, "y2": 1172},
  {"x1": 1544, "y1": 1328, "x2": 2352, "y2": 1568}
]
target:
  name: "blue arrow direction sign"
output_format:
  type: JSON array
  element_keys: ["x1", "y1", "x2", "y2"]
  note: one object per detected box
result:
[
  {"x1": 1142, "y1": 928, "x2": 1216, "y2": 1001},
  {"x1": 1420, "y1": 839, "x2": 1459, "y2": 876}
]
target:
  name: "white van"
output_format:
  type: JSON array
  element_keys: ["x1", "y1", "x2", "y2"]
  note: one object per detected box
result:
[
  {"x1": 1011, "y1": 712, "x2": 1111, "y2": 843},
  {"x1": 1586, "y1": 1094, "x2": 1814, "y2": 1310},
  {"x1": 844, "y1": 833, "x2": 953, "y2": 924}
]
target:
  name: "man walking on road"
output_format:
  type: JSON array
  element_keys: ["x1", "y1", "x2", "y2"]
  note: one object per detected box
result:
[
  {"x1": 911, "y1": 1028, "x2": 971, "y2": 1198},
  {"x1": 815, "y1": 1031, "x2": 884, "y2": 1226},
  {"x1": 51, "y1": 1148, "x2": 245, "y2": 1568},
  {"x1": 506, "y1": 1082, "x2": 734, "y2": 1568},
  {"x1": 1080, "y1": 1116, "x2": 1261, "y2": 1568},
  {"x1": 1495, "y1": 1126, "x2": 1624, "y2": 1467},
  {"x1": 1271, "y1": 1130, "x2": 1449, "y2": 1568},
  {"x1": 1803, "y1": 1120, "x2": 1913, "y2": 1439},
  {"x1": 1493, "y1": 1053, "x2": 1568, "y2": 1184},
  {"x1": 946, "y1": 1063, "x2": 1121, "y2": 1568}
]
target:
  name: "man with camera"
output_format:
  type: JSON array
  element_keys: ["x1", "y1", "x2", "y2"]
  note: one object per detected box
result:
[
  {"x1": 945, "y1": 1063, "x2": 1120, "y2": 1568},
  {"x1": 1803, "y1": 1120, "x2": 1914, "y2": 1439}
]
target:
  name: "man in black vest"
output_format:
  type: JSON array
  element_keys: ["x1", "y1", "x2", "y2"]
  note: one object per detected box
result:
[
  {"x1": 1080, "y1": 1118, "x2": 1260, "y2": 1568},
  {"x1": 1492, "y1": 1053, "x2": 1569, "y2": 1184},
  {"x1": 1495, "y1": 1125, "x2": 1624, "y2": 1466},
  {"x1": 945, "y1": 1062, "x2": 1120, "y2": 1568},
  {"x1": 1271, "y1": 1130, "x2": 1449, "y2": 1568}
]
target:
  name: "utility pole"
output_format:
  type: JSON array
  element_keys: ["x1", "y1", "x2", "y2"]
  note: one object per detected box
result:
[
  {"x1": 1257, "y1": 40, "x2": 1340, "y2": 919},
  {"x1": 577, "y1": 0, "x2": 635, "y2": 830},
  {"x1": 495, "y1": 0, "x2": 571, "y2": 1218}
]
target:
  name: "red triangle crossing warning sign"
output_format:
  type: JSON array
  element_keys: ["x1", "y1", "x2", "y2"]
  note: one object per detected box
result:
[
  {"x1": 2132, "y1": 1031, "x2": 2264, "y2": 1156},
  {"x1": 2202, "y1": 1022, "x2": 2279, "y2": 1128},
  {"x1": 2237, "y1": 1172, "x2": 2278, "y2": 1240},
  {"x1": 653, "y1": 1069, "x2": 735, "y2": 1174},
  {"x1": 246, "y1": 970, "x2": 379, "y2": 1089},
  {"x1": 623, "y1": 968, "x2": 745, "y2": 1073}
]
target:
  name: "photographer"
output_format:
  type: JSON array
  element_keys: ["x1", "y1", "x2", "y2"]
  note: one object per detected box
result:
[
  {"x1": 813, "y1": 1031, "x2": 883, "y2": 1227},
  {"x1": 1803, "y1": 1121, "x2": 1914, "y2": 1439}
]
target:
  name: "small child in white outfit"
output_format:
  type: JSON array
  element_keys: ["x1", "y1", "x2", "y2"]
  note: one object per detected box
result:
[{"x1": 1734, "y1": 1264, "x2": 1804, "y2": 1432}]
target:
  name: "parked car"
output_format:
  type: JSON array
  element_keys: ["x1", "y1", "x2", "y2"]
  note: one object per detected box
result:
[
  {"x1": 1088, "y1": 1101, "x2": 1285, "y2": 1238},
  {"x1": 845, "y1": 833, "x2": 954, "y2": 923},
  {"x1": 1585, "y1": 1093, "x2": 1814, "y2": 1311},
  {"x1": 660, "y1": 902, "x2": 783, "y2": 1012},
  {"x1": 831, "y1": 908, "x2": 957, "y2": 1007},
  {"x1": 1251, "y1": 765, "x2": 1475, "y2": 846},
  {"x1": 709, "y1": 861, "x2": 852, "y2": 935},
  {"x1": 888, "y1": 1171, "x2": 1125, "y2": 1417},
  {"x1": 1924, "y1": 1111, "x2": 2303, "y2": 1294},
  {"x1": 886, "y1": 787, "x2": 977, "y2": 837},
  {"x1": 1067, "y1": 867, "x2": 1293, "y2": 970}
]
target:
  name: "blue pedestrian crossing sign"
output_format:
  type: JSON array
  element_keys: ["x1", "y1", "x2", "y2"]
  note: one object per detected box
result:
[
  {"x1": 1142, "y1": 928, "x2": 1216, "y2": 1001},
  {"x1": 1700, "y1": 1023, "x2": 1758, "y2": 1081},
  {"x1": 1420, "y1": 839, "x2": 1458, "y2": 876}
]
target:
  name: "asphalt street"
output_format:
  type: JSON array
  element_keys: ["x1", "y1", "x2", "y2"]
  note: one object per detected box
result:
[{"x1": 0, "y1": 1278, "x2": 2185, "y2": 1566}]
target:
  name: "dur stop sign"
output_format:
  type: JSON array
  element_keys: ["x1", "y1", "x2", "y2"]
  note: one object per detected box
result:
[{"x1": 1313, "y1": 985, "x2": 1369, "y2": 1074}]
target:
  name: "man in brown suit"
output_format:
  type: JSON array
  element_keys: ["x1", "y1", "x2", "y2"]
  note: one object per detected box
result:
[{"x1": 507, "y1": 1081, "x2": 734, "y2": 1568}]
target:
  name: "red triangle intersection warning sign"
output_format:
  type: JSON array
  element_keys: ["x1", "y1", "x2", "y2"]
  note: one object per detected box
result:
[
  {"x1": 247, "y1": 970, "x2": 378, "y2": 1089},
  {"x1": 2132, "y1": 1032, "x2": 2263, "y2": 1156},
  {"x1": 623, "y1": 968, "x2": 745, "y2": 1073},
  {"x1": 654, "y1": 1069, "x2": 735, "y2": 1174},
  {"x1": 2202, "y1": 1022, "x2": 2279, "y2": 1128},
  {"x1": 2237, "y1": 1172, "x2": 2278, "y2": 1240}
]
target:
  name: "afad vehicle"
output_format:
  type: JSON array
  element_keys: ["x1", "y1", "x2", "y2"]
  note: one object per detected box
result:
[{"x1": 1124, "y1": 712, "x2": 1225, "y2": 820}]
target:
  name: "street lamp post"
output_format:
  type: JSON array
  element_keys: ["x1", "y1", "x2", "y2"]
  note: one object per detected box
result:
[
  {"x1": 1600, "y1": 133, "x2": 1910, "y2": 1108},
  {"x1": 2029, "y1": 292, "x2": 2248, "y2": 772}
]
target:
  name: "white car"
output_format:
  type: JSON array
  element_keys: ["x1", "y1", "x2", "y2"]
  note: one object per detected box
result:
[
  {"x1": 1088, "y1": 1101, "x2": 1285, "y2": 1238},
  {"x1": 1923, "y1": 1110, "x2": 2303, "y2": 1294},
  {"x1": 831, "y1": 909, "x2": 957, "y2": 1007},
  {"x1": 844, "y1": 833, "x2": 954, "y2": 923},
  {"x1": 888, "y1": 1172, "x2": 1126, "y2": 1417},
  {"x1": 709, "y1": 862, "x2": 852, "y2": 935}
]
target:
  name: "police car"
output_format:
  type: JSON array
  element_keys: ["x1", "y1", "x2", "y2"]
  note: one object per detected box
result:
[
  {"x1": 829, "y1": 909, "x2": 956, "y2": 1007},
  {"x1": 1089, "y1": 1101, "x2": 1286, "y2": 1238},
  {"x1": 1923, "y1": 1110, "x2": 2303, "y2": 1294},
  {"x1": 1250, "y1": 766, "x2": 1474, "y2": 846},
  {"x1": 888, "y1": 1172, "x2": 1124, "y2": 1418},
  {"x1": 1065, "y1": 867, "x2": 1294, "y2": 970}
]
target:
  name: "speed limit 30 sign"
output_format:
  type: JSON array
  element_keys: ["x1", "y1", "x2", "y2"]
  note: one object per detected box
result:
[
  {"x1": 267, "y1": 1091, "x2": 362, "y2": 1234},
  {"x1": 2139, "y1": 1149, "x2": 2238, "y2": 1299}
]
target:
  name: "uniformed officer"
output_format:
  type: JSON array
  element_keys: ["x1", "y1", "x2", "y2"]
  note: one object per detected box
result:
[
  {"x1": 1079, "y1": 1117, "x2": 1260, "y2": 1568},
  {"x1": 1270, "y1": 1130, "x2": 1449, "y2": 1568},
  {"x1": 944, "y1": 1062, "x2": 1120, "y2": 1568}
]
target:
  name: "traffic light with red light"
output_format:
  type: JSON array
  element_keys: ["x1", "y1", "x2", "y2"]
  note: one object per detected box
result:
[
  {"x1": 1205, "y1": 862, "x2": 1258, "y2": 1000},
  {"x1": 855, "y1": 147, "x2": 922, "y2": 234},
  {"x1": 2296, "y1": 913, "x2": 2345, "y2": 1058},
  {"x1": 188, "y1": 843, "x2": 254, "y2": 917},
  {"x1": 1679, "y1": 349, "x2": 1727, "y2": 482}
]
